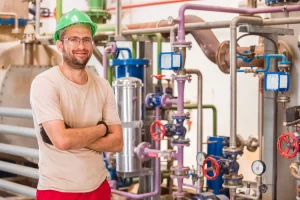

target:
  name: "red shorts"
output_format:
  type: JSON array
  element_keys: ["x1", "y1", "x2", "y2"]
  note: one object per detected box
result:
[{"x1": 36, "y1": 180, "x2": 111, "y2": 200}]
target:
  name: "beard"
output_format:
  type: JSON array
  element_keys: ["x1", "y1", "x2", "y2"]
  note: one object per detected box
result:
[{"x1": 62, "y1": 46, "x2": 91, "y2": 70}]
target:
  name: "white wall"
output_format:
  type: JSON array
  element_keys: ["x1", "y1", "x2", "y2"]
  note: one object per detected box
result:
[{"x1": 38, "y1": 0, "x2": 284, "y2": 186}]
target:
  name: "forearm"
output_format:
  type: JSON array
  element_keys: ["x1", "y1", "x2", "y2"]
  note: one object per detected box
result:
[
  {"x1": 87, "y1": 126, "x2": 123, "y2": 152},
  {"x1": 62, "y1": 125, "x2": 106, "y2": 150}
]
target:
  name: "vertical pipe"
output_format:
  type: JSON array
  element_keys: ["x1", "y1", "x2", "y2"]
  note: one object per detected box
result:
[
  {"x1": 89, "y1": 0, "x2": 104, "y2": 10},
  {"x1": 35, "y1": 0, "x2": 41, "y2": 35},
  {"x1": 116, "y1": 0, "x2": 122, "y2": 36},
  {"x1": 56, "y1": 0, "x2": 62, "y2": 23},
  {"x1": 24, "y1": 43, "x2": 34, "y2": 65},
  {"x1": 155, "y1": 106, "x2": 161, "y2": 199},
  {"x1": 229, "y1": 23, "x2": 237, "y2": 148},
  {"x1": 107, "y1": 55, "x2": 113, "y2": 84},
  {"x1": 186, "y1": 69, "x2": 202, "y2": 193},
  {"x1": 177, "y1": 80, "x2": 185, "y2": 114},
  {"x1": 132, "y1": 35, "x2": 138, "y2": 59},
  {"x1": 177, "y1": 146, "x2": 184, "y2": 193},
  {"x1": 155, "y1": 33, "x2": 162, "y2": 75},
  {"x1": 258, "y1": 75, "x2": 264, "y2": 161}
]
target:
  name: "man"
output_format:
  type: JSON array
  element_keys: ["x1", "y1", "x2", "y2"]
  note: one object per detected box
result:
[{"x1": 30, "y1": 8, "x2": 123, "y2": 200}]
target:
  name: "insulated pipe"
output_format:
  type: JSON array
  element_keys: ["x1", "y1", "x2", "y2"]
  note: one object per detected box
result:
[
  {"x1": 0, "y1": 161, "x2": 39, "y2": 179},
  {"x1": 103, "y1": 42, "x2": 117, "y2": 79},
  {"x1": 0, "y1": 125, "x2": 36, "y2": 138},
  {"x1": 186, "y1": 69, "x2": 202, "y2": 194},
  {"x1": 0, "y1": 12, "x2": 19, "y2": 33},
  {"x1": 229, "y1": 16, "x2": 262, "y2": 148},
  {"x1": 111, "y1": 107, "x2": 161, "y2": 199},
  {"x1": 177, "y1": 4, "x2": 300, "y2": 41},
  {"x1": 0, "y1": 179, "x2": 36, "y2": 198},
  {"x1": 0, "y1": 107, "x2": 33, "y2": 119},
  {"x1": 0, "y1": 143, "x2": 39, "y2": 159}
]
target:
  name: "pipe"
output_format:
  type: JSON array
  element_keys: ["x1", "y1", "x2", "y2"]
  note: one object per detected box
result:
[
  {"x1": 0, "y1": 125, "x2": 36, "y2": 138},
  {"x1": 0, "y1": 107, "x2": 33, "y2": 119},
  {"x1": 111, "y1": 107, "x2": 161, "y2": 199},
  {"x1": 0, "y1": 179, "x2": 36, "y2": 198},
  {"x1": 237, "y1": 54, "x2": 287, "y2": 73},
  {"x1": 177, "y1": 4, "x2": 300, "y2": 41},
  {"x1": 103, "y1": 42, "x2": 117, "y2": 80},
  {"x1": 106, "y1": 0, "x2": 197, "y2": 11},
  {"x1": 132, "y1": 35, "x2": 138, "y2": 59},
  {"x1": 0, "y1": 143, "x2": 39, "y2": 159},
  {"x1": 235, "y1": 176, "x2": 262, "y2": 200},
  {"x1": 291, "y1": 164, "x2": 300, "y2": 180},
  {"x1": 258, "y1": 75, "x2": 263, "y2": 161},
  {"x1": 56, "y1": 0, "x2": 62, "y2": 23},
  {"x1": 116, "y1": 0, "x2": 122, "y2": 36},
  {"x1": 0, "y1": 161, "x2": 39, "y2": 179},
  {"x1": 229, "y1": 16, "x2": 262, "y2": 148},
  {"x1": 116, "y1": 48, "x2": 132, "y2": 59},
  {"x1": 24, "y1": 43, "x2": 34, "y2": 65},
  {"x1": 89, "y1": 0, "x2": 105, "y2": 11},
  {"x1": 0, "y1": 12, "x2": 19, "y2": 34},
  {"x1": 156, "y1": 33, "x2": 162, "y2": 75},
  {"x1": 186, "y1": 69, "x2": 202, "y2": 194}
]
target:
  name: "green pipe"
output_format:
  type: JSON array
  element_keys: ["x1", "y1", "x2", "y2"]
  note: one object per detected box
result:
[
  {"x1": 155, "y1": 33, "x2": 162, "y2": 75},
  {"x1": 89, "y1": 0, "x2": 105, "y2": 11},
  {"x1": 107, "y1": 54, "x2": 113, "y2": 85},
  {"x1": 97, "y1": 24, "x2": 116, "y2": 32},
  {"x1": 170, "y1": 104, "x2": 217, "y2": 136},
  {"x1": 56, "y1": 0, "x2": 62, "y2": 23},
  {"x1": 131, "y1": 35, "x2": 137, "y2": 59}
]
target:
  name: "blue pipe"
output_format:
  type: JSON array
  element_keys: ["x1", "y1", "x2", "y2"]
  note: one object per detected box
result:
[
  {"x1": 115, "y1": 48, "x2": 132, "y2": 59},
  {"x1": 237, "y1": 54, "x2": 288, "y2": 73}
]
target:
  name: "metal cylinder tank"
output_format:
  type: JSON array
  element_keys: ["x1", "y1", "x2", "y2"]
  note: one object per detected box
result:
[{"x1": 113, "y1": 77, "x2": 143, "y2": 177}]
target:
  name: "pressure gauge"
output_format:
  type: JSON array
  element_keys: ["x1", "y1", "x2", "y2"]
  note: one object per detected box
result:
[
  {"x1": 196, "y1": 152, "x2": 206, "y2": 166},
  {"x1": 251, "y1": 160, "x2": 266, "y2": 175}
]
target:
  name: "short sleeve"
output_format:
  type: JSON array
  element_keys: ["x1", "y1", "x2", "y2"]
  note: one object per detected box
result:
[
  {"x1": 30, "y1": 76, "x2": 64, "y2": 125},
  {"x1": 102, "y1": 81, "x2": 121, "y2": 125}
]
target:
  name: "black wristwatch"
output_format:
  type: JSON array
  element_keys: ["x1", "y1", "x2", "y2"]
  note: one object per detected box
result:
[{"x1": 97, "y1": 121, "x2": 109, "y2": 137}]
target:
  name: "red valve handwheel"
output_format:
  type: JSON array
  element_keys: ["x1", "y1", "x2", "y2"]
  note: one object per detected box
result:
[
  {"x1": 202, "y1": 157, "x2": 221, "y2": 180},
  {"x1": 151, "y1": 75, "x2": 165, "y2": 80},
  {"x1": 150, "y1": 120, "x2": 166, "y2": 141},
  {"x1": 277, "y1": 132, "x2": 299, "y2": 159}
]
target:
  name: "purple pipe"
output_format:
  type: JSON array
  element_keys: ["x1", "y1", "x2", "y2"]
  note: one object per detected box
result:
[
  {"x1": 177, "y1": 80, "x2": 185, "y2": 113},
  {"x1": 177, "y1": 146, "x2": 184, "y2": 193},
  {"x1": 102, "y1": 42, "x2": 117, "y2": 79},
  {"x1": 111, "y1": 107, "x2": 161, "y2": 199},
  {"x1": 178, "y1": 4, "x2": 300, "y2": 41}
]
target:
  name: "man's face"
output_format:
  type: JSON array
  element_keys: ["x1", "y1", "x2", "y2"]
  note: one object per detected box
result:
[{"x1": 56, "y1": 24, "x2": 93, "y2": 70}]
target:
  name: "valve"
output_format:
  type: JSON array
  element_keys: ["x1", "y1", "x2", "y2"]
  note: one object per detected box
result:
[
  {"x1": 202, "y1": 157, "x2": 221, "y2": 180},
  {"x1": 277, "y1": 132, "x2": 299, "y2": 159},
  {"x1": 151, "y1": 74, "x2": 165, "y2": 80},
  {"x1": 150, "y1": 120, "x2": 166, "y2": 141}
]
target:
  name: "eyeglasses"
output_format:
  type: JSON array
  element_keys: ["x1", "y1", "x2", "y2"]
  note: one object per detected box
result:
[{"x1": 60, "y1": 37, "x2": 93, "y2": 47}]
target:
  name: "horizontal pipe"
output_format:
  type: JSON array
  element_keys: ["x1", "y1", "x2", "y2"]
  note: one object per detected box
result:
[
  {"x1": 0, "y1": 107, "x2": 33, "y2": 119},
  {"x1": 106, "y1": 0, "x2": 197, "y2": 11},
  {"x1": 0, "y1": 179, "x2": 36, "y2": 198},
  {"x1": 0, "y1": 143, "x2": 39, "y2": 159},
  {"x1": 0, "y1": 125, "x2": 36, "y2": 138},
  {"x1": 119, "y1": 17, "x2": 300, "y2": 36},
  {"x1": 0, "y1": 161, "x2": 39, "y2": 179}
]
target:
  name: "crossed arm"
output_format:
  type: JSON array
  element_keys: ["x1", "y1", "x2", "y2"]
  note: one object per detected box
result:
[{"x1": 42, "y1": 120, "x2": 123, "y2": 152}]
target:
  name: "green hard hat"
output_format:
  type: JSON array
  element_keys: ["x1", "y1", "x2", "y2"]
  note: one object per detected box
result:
[{"x1": 54, "y1": 8, "x2": 98, "y2": 41}]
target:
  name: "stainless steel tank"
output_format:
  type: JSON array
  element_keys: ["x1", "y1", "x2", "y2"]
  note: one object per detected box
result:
[{"x1": 113, "y1": 77, "x2": 143, "y2": 177}]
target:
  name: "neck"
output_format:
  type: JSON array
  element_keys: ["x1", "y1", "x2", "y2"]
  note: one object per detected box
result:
[{"x1": 59, "y1": 63, "x2": 88, "y2": 85}]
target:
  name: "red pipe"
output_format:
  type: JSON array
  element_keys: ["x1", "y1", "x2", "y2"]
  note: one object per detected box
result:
[{"x1": 106, "y1": 0, "x2": 200, "y2": 11}]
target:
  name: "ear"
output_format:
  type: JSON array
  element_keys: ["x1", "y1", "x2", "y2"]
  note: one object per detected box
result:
[{"x1": 56, "y1": 40, "x2": 63, "y2": 53}]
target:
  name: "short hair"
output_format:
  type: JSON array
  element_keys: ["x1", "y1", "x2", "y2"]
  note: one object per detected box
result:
[{"x1": 58, "y1": 23, "x2": 93, "y2": 40}]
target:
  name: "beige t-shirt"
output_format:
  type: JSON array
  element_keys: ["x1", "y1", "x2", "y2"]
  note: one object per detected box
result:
[{"x1": 30, "y1": 66, "x2": 121, "y2": 192}]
